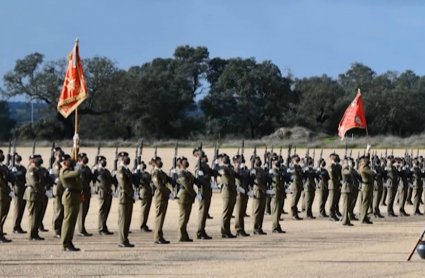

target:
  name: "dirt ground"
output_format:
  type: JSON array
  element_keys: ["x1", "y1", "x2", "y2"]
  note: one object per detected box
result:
[{"x1": 1, "y1": 147, "x2": 425, "y2": 277}]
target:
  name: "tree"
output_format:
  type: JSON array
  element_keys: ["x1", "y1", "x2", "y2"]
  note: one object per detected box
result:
[{"x1": 0, "y1": 101, "x2": 16, "y2": 140}]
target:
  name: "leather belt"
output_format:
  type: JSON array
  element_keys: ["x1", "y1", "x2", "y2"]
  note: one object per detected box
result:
[{"x1": 64, "y1": 188, "x2": 81, "y2": 194}]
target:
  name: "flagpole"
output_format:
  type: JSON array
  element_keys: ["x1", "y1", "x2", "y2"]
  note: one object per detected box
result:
[
  {"x1": 359, "y1": 88, "x2": 371, "y2": 148},
  {"x1": 73, "y1": 38, "x2": 79, "y2": 162}
]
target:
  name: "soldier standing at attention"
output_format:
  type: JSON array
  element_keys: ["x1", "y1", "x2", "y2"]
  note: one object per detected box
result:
[
  {"x1": 412, "y1": 158, "x2": 423, "y2": 215},
  {"x1": 60, "y1": 153, "x2": 82, "y2": 252},
  {"x1": 398, "y1": 159, "x2": 411, "y2": 217},
  {"x1": 372, "y1": 157, "x2": 385, "y2": 218},
  {"x1": 251, "y1": 156, "x2": 268, "y2": 234},
  {"x1": 176, "y1": 156, "x2": 198, "y2": 242},
  {"x1": 24, "y1": 155, "x2": 45, "y2": 240},
  {"x1": 288, "y1": 154, "x2": 303, "y2": 221},
  {"x1": 328, "y1": 153, "x2": 342, "y2": 222},
  {"x1": 0, "y1": 150, "x2": 13, "y2": 243},
  {"x1": 359, "y1": 147, "x2": 374, "y2": 225},
  {"x1": 150, "y1": 156, "x2": 172, "y2": 244},
  {"x1": 316, "y1": 158, "x2": 330, "y2": 218},
  {"x1": 116, "y1": 152, "x2": 135, "y2": 248},
  {"x1": 349, "y1": 159, "x2": 360, "y2": 221},
  {"x1": 94, "y1": 156, "x2": 114, "y2": 235},
  {"x1": 270, "y1": 154, "x2": 286, "y2": 233},
  {"x1": 219, "y1": 154, "x2": 238, "y2": 238},
  {"x1": 51, "y1": 147, "x2": 64, "y2": 239},
  {"x1": 76, "y1": 153, "x2": 93, "y2": 237},
  {"x1": 193, "y1": 149, "x2": 213, "y2": 240},
  {"x1": 38, "y1": 156, "x2": 50, "y2": 233},
  {"x1": 137, "y1": 161, "x2": 153, "y2": 233},
  {"x1": 303, "y1": 156, "x2": 316, "y2": 220},
  {"x1": 11, "y1": 153, "x2": 27, "y2": 234},
  {"x1": 233, "y1": 155, "x2": 250, "y2": 237},
  {"x1": 340, "y1": 158, "x2": 354, "y2": 226},
  {"x1": 385, "y1": 156, "x2": 399, "y2": 217}
]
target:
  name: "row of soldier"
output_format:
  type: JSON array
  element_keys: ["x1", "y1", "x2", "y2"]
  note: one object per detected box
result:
[{"x1": 1, "y1": 140, "x2": 425, "y2": 251}]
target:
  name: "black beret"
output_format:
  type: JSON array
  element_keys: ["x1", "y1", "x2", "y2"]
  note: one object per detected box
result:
[
  {"x1": 97, "y1": 155, "x2": 106, "y2": 161},
  {"x1": 192, "y1": 148, "x2": 200, "y2": 155},
  {"x1": 151, "y1": 156, "x2": 161, "y2": 161},
  {"x1": 60, "y1": 154, "x2": 71, "y2": 161},
  {"x1": 54, "y1": 147, "x2": 62, "y2": 152},
  {"x1": 291, "y1": 154, "x2": 299, "y2": 159},
  {"x1": 271, "y1": 155, "x2": 279, "y2": 162},
  {"x1": 233, "y1": 155, "x2": 241, "y2": 161},
  {"x1": 118, "y1": 152, "x2": 129, "y2": 157},
  {"x1": 78, "y1": 153, "x2": 87, "y2": 158},
  {"x1": 33, "y1": 154, "x2": 42, "y2": 158},
  {"x1": 29, "y1": 155, "x2": 36, "y2": 160},
  {"x1": 177, "y1": 156, "x2": 187, "y2": 162}
]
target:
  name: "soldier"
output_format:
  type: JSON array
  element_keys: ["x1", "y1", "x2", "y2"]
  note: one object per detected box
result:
[
  {"x1": 316, "y1": 158, "x2": 330, "y2": 218},
  {"x1": 219, "y1": 154, "x2": 238, "y2": 238},
  {"x1": 359, "y1": 147, "x2": 374, "y2": 225},
  {"x1": 303, "y1": 156, "x2": 316, "y2": 219},
  {"x1": 11, "y1": 153, "x2": 27, "y2": 234},
  {"x1": 76, "y1": 153, "x2": 93, "y2": 237},
  {"x1": 150, "y1": 156, "x2": 172, "y2": 244},
  {"x1": 380, "y1": 157, "x2": 388, "y2": 207},
  {"x1": 372, "y1": 157, "x2": 385, "y2": 218},
  {"x1": 251, "y1": 156, "x2": 269, "y2": 234},
  {"x1": 51, "y1": 147, "x2": 64, "y2": 239},
  {"x1": 340, "y1": 158, "x2": 354, "y2": 226},
  {"x1": 176, "y1": 156, "x2": 199, "y2": 242},
  {"x1": 0, "y1": 149, "x2": 13, "y2": 243},
  {"x1": 385, "y1": 156, "x2": 399, "y2": 217},
  {"x1": 278, "y1": 155, "x2": 289, "y2": 217},
  {"x1": 137, "y1": 161, "x2": 153, "y2": 233},
  {"x1": 412, "y1": 158, "x2": 423, "y2": 215},
  {"x1": 193, "y1": 149, "x2": 213, "y2": 240},
  {"x1": 38, "y1": 156, "x2": 50, "y2": 232},
  {"x1": 24, "y1": 155, "x2": 45, "y2": 240},
  {"x1": 116, "y1": 152, "x2": 135, "y2": 248},
  {"x1": 270, "y1": 154, "x2": 286, "y2": 233},
  {"x1": 349, "y1": 159, "x2": 360, "y2": 221},
  {"x1": 328, "y1": 153, "x2": 342, "y2": 221},
  {"x1": 397, "y1": 159, "x2": 411, "y2": 217},
  {"x1": 94, "y1": 156, "x2": 114, "y2": 235},
  {"x1": 263, "y1": 152, "x2": 272, "y2": 215},
  {"x1": 233, "y1": 155, "x2": 250, "y2": 237},
  {"x1": 288, "y1": 154, "x2": 303, "y2": 221},
  {"x1": 60, "y1": 153, "x2": 82, "y2": 252}
]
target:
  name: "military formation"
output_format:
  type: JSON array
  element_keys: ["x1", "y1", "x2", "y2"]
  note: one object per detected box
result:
[{"x1": 1, "y1": 138, "x2": 425, "y2": 252}]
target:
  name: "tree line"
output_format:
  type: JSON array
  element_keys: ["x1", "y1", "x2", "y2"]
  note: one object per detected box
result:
[{"x1": 1, "y1": 45, "x2": 425, "y2": 141}]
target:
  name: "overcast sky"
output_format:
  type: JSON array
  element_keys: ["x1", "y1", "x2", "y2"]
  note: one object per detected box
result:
[{"x1": 1, "y1": 0, "x2": 425, "y2": 101}]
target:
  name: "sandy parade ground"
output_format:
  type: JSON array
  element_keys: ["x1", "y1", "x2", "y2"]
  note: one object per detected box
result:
[{"x1": 1, "y1": 147, "x2": 425, "y2": 277}]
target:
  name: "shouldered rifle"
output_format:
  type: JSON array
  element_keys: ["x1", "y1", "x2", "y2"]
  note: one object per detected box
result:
[
  {"x1": 7, "y1": 139, "x2": 11, "y2": 166},
  {"x1": 94, "y1": 142, "x2": 101, "y2": 167},
  {"x1": 133, "y1": 144, "x2": 139, "y2": 172},
  {"x1": 264, "y1": 146, "x2": 268, "y2": 170},
  {"x1": 286, "y1": 144, "x2": 292, "y2": 168},
  {"x1": 251, "y1": 146, "x2": 257, "y2": 170},
  {"x1": 12, "y1": 139, "x2": 17, "y2": 168},
  {"x1": 49, "y1": 142, "x2": 55, "y2": 169},
  {"x1": 32, "y1": 140, "x2": 36, "y2": 155},
  {"x1": 172, "y1": 142, "x2": 179, "y2": 193},
  {"x1": 294, "y1": 145, "x2": 297, "y2": 156},
  {"x1": 139, "y1": 140, "x2": 143, "y2": 165},
  {"x1": 344, "y1": 142, "x2": 348, "y2": 159},
  {"x1": 212, "y1": 140, "x2": 219, "y2": 184},
  {"x1": 113, "y1": 144, "x2": 118, "y2": 172},
  {"x1": 349, "y1": 149, "x2": 352, "y2": 159},
  {"x1": 241, "y1": 140, "x2": 245, "y2": 164},
  {"x1": 317, "y1": 149, "x2": 323, "y2": 168},
  {"x1": 356, "y1": 151, "x2": 360, "y2": 170},
  {"x1": 312, "y1": 149, "x2": 315, "y2": 167}
]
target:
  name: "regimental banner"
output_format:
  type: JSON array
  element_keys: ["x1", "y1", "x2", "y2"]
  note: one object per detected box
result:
[{"x1": 338, "y1": 90, "x2": 367, "y2": 140}]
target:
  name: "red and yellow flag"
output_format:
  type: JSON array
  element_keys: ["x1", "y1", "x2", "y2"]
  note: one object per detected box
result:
[
  {"x1": 57, "y1": 39, "x2": 88, "y2": 118},
  {"x1": 338, "y1": 89, "x2": 367, "y2": 140}
]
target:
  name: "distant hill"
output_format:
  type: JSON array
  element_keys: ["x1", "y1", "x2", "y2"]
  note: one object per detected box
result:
[{"x1": 8, "y1": 101, "x2": 48, "y2": 122}]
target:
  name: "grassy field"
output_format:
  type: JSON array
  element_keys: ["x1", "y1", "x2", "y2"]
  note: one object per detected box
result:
[{"x1": 1, "y1": 147, "x2": 425, "y2": 277}]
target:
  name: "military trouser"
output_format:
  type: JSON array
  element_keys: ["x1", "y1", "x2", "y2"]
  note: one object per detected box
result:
[
  {"x1": 373, "y1": 190, "x2": 383, "y2": 215},
  {"x1": 341, "y1": 193, "x2": 351, "y2": 225},
  {"x1": 222, "y1": 196, "x2": 236, "y2": 235},
  {"x1": 140, "y1": 197, "x2": 152, "y2": 229},
  {"x1": 52, "y1": 195, "x2": 64, "y2": 235},
  {"x1": 0, "y1": 197, "x2": 11, "y2": 236},
  {"x1": 98, "y1": 193, "x2": 112, "y2": 232},
  {"x1": 291, "y1": 190, "x2": 302, "y2": 218},
  {"x1": 328, "y1": 189, "x2": 338, "y2": 218},
  {"x1": 252, "y1": 196, "x2": 266, "y2": 231},
  {"x1": 154, "y1": 199, "x2": 168, "y2": 242},
  {"x1": 381, "y1": 187, "x2": 387, "y2": 205},
  {"x1": 178, "y1": 203, "x2": 193, "y2": 240},
  {"x1": 27, "y1": 201, "x2": 42, "y2": 239},
  {"x1": 61, "y1": 203, "x2": 80, "y2": 249},
  {"x1": 301, "y1": 191, "x2": 305, "y2": 211},
  {"x1": 304, "y1": 190, "x2": 315, "y2": 218},
  {"x1": 397, "y1": 186, "x2": 408, "y2": 213},
  {"x1": 265, "y1": 195, "x2": 271, "y2": 214},
  {"x1": 349, "y1": 188, "x2": 359, "y2": 218},
  {"x1": 197, "y1": 196, "x2": 211, "y2": 235},
  {"x1": 235, "y1": 195, "x2": 248, "y2": 233},
  {"x1": 387, "y1": 185, "x2": 397, "y2": 214},
  {"x1": 407, "y1": 186, "x2": 413, "y2": 204},
  {"x1": 12, "y1": 191, "x2": 26, "y2": 231},
  {"x1": 77, "y1": 193, "x2": 91, "y2": 234},
  {"x1": 413, "y1": 187, "x2": 423, "y2": 213},
  {"x1": 118, "y1": 203, "x2": 133, "y2": 245},
  {"x1": 335, "y1": 188, "x2": 341, "y2": 214},
  {"x1": 360, "y1": 186, "x2": 373, "y2": 222},
  {"x1": 39, "y1": 195, "x2": 48, "y2": 230},
  {"x1": 271, "y1": 195, "x2": 284, "y2": 231},
  {"x1": 318, "y1": 188, "x2": 329, "y2": 216}
]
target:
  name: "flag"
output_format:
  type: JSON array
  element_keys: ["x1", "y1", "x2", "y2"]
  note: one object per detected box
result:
[
  {"x1": 57, "y1": 39, "x2": 87, "y2": 118},
  {"x1": 338, "y1": 90, "x2": 367, "y2": 140}
]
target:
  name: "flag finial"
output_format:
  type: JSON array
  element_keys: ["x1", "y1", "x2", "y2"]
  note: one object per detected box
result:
[
  {"x1": 75, "y1": 38, "x2": 79, "y2": 45},
  {"x1": 358, "y1": 88, "x2": 361, "y2": 94}
]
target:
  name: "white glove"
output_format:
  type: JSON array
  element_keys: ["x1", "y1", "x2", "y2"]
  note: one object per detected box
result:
[
  {"x1": 54, "y1": 178, "x2": 59, "y2": 184},
  {"x1": 236, "y1": 187, "x2": 245, "y2": 194},
  {"x1": 198, "y1": 170, "x2": 204, "y2": 176},
  {"x1": 366, "y1": 144, "x2": 371, "y2": 153},
  {"x1": 214, "y1": 159, "x2": 219, "y2": 165},
  {"x1": 9, "y1": 192, "x2": 15, "y2": 198},
  {"x1": 74, "y1": 165, "x2": 80, "y2": 170},
  {"x1": 285, "y1": 189, "x2": 292, "y2": 194},
  {"x1": 137, "y1": 165, "x2": 141, "y2": 170},
  {"x1": 195, "y1": 194, "x2": 202, "y2": 201},
  {"x1": 384, "y1": 183, "x2": 390, "y2": 188},
  {"x1": 169, "y1": 193, "x2": 175, "y2": 200},
  {"x1": 112, "y1": 192, "x2": 118, "y2": 198},
  {"x1": 49, "y1": 169, "x2": 54, "y2": 175},
  {"x1": 266, "y1": 189, "x2": 274, "y2": 195},
  {"x1": 316, "y1": 168, "x2": 321, "y2": 172},
  {"x1": 171, "y1": 168, "x2": 177, "y2": 174},
  {"x1": 247, "y1": 191, "x2": 254, "y2": 198},
  {"x1": 133, "y1": 192, "x2": 139, "y2": 201},
  {"x1": 372, "y1": 169, "x2": 376, "y2": 174},
  {"x1": 210, "y1": 181, "x2": 218, "y2": 189},
  {"x1": 409, "y1": 183, "x2": 414, "y2": 188},
  {"x1": 268, "y1": 169, "x2": 273, "y2": 174},
  {"x1": 240, "y1": 163, "x2": 245, "y2": 168},
  {"x1": 91, "y1": 187, "x2": 96, "y2": 194},
  {"x1": 45, "y1": 191, "x2": 53, "y2": 199},
  {"x1": 348, "y1": 161, "x2": 353, "y2": 167},
  {"x1": 73, "y1": 133, "x2": 79, "y2": 141},
  {"x1": 251, "y1": 169, "x2": 256, "y2": 175}
]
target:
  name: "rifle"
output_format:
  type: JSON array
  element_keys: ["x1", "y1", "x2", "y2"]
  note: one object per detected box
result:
[
  {"x1": 139, "y1": 140, "x2": 143, "y2": 165},
  {"x1": 268, "y1": 145, "x2": 273, "y2": 170},
  {"x1": 251, "y1": 146, "x2": 257, "y2": 170},
  {"x1": 12, "y1": 139, "x2": 17, "y2": 167},
  {"x1": 294, "y1": 145, "x2": 297, "y2": 156},
  {"x1": 212, "y1": 140, "x2": 219, "y2": 186},
  {"x1": 197, "y1": 142, "x2": 202, "y2": 194},
  {"x1": 317, "y1": 149, "x2": 323, "y2": 168},
  {"x1": 133, "y1": 144, "x2": 139, "y2": 172},
  {"x1": 112, "y1": 144, "x2": 119, "y2": 189},
  {"x1": 32, "y1": 140, "x2": 36, "y2": 156},
  {"x1": 385, "y1": 148, "x2": 388, "y2": 159},
  {"x1": 94, "y1": 142, "x2": 101, "y2": 167},
  {"x1": 286, "y1": 144, "x2": 292, "y2": 168},
  {"x1": 356, "y1": 151, "x2": 360, "y2": 170},
  {"x1": 172, "y1": 142, "x2": 179, "y2": 194},
  {"x1": 344, "y1": 141, "x2": 348, "y2": 159},
  {"x1": 312, "y1": 149, "x2": 316, "y2": 167},
  {"x1": 113, "y1": 144, "x2": 118, "y2": 172},
  {"x1": 7, "y1": 139, "x2": 11, "y2": 166},
  {"x1": 349, "y1": 149, "x2": 352, "y2": 159},
  {"x1": 241, "y1": 140, "x2": 245, "y2": 164},
  {"x1": 49, "y1": 142, "x2": 55, "y2": 169},
  {"x1": 264, "y1": 146, "x2": 268, "y2": 170}
]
